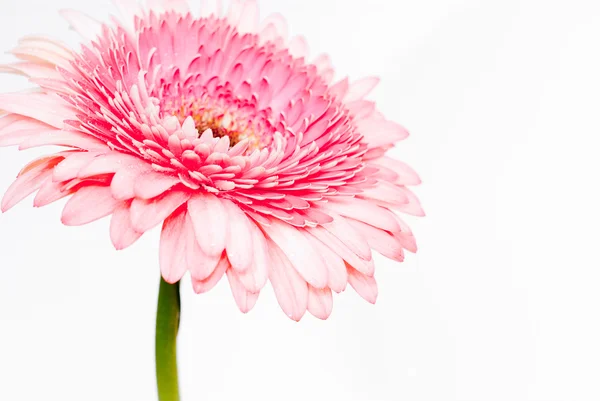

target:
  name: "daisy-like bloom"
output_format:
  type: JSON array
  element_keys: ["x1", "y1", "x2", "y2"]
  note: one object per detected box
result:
[{"x1": 0, "y1": 0, "x2": 422, "y2": 320}]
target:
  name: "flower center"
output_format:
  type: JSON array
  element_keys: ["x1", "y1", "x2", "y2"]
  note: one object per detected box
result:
[{"x1": 163, "y1": 94, "x2": 274, "y2": 151}]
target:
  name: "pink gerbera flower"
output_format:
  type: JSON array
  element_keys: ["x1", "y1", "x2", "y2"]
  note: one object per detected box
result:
[{"x1": 0, "y1": 0, "x2": 422, "y2": 321}]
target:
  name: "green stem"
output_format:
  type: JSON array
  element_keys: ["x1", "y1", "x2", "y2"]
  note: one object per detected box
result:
[{"x1": 156, "y1": 277, "x2": 181, "y2": 401}]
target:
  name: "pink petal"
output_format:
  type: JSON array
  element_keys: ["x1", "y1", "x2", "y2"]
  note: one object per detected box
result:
[
  {"x1": 325, "y1": 198, "x2": 401, "y2": 232},
  {"x1": 321, "y1": 212, "x2": 372, "y2": 261},
  {"x1": 236, "y1": 223, "x2": 269, "y2": 292},
  {"x1": 259, "y1": 13, "x2": 288, "y2": 42},
  {"x1": 360, "y1": 181, "x2": 410, "y2": 206},
  {"x1": 359, "y1": 120, "x2": 409, "y2": 148},
  {"x1": 347, "y1": 266, "x2": 378, "y2": 304},
  {"x1": 134, "y1": 170, "x2": 180, "y2": 199},
  {"x1": 110, "y1": 201, "x2": 142, "y2": 250},
  {"x1": 304, "y1": 231, "x2": 347, "y2": 293},
  {"x1": 192, "y1": 255, "x2": 229, "y2": 294},
  {"x1": 390, "y1": 214, "x2": 418, "y2": 253},
  {"x1": 19, "y1": 130, "x2": 108, "y2": 151},
  {"x1": 370, "y1": 157, "x2": 421, "y2": 186},
  {"x1": 329, "y1": 77, "x2": 349, "y2": 99},
  {"x1": 61, "y1": 185, "x2": 119, "y2": 226},
  {"x1": 159, "y1": 208, "x2": 188, "y2": 284},
  {"x1": 395, "y1": 231, "x2": 417, "y2": 253},
  {"x1": 0, "y1": 62, "x2": 62, "y2": 80},
  {"x1": 288, "y1": 35, "x2": 309, "y2": 59},
  {"x1": 0, "y1": 114, "x2": 26, "y2": 131},
  {"x1": 307, "y1": 286, "x2": 333, "y2": 320},
  {"x1": 1, "y1": 155, "x2": 63, "y2": 212},
  {"x1": 78, "y1": 152, "x2": 141, "y2": 179},
  {"x1": 0, "y1": 126, "x2": 42, "y2": 147},
  {"x1": 309, "y1": 226, "x2": 374, "y2": 276},
  {"x1": 226, "y1": 268, "x2": 259, "y2": 313},
  {"x1": 393, "y1": 187, "x2": 425, "y2": 217},
  {"x1": 267, "y1": 241, "x2": 308, "y2": 321},
  {"x1": 110, "y1": 163, "x2": 154, "y2": 200},
  {"x1": 111, "y1": 0, "x2": 141, "y2": 26},
  {"x1": 129, "y1": 190, "x2": 190, "y2": 233},
  {"x1": 34, "y1": 178, "x2": 70, "y2": 207},
  {"x1": 59, "y1": 9, "x2": 103, "y2": 41},
  {"x1": 187, "y1": 193, "x2": 227, "y2": 256},
  {"x1": 344, "y1": 76, "x2": 380, "y2": 102},
  {"x1": 53, "y1": 151, "x2": 102, "y2": 182},
  {"x1": 0, "y1": 93, "x2": 73, "y2": 128},
  {"x1": 347, "y1": 219, "x2": 404, "y2": 262},
  {"x1": 223, "y1": 199, "x2": 253, "y2": 272},
  {"x1": 261, "y1": 219, "x2": 328, "y2": 289},
  {"x1": 235, "y1": 0, "x2": 259, "y2": 34},
  {"x1": 17, "y1": 35, "x2": 73, "y2": 59},
  {"x1": 185, "y1": 213, "x2": 220, "y2": 281}
]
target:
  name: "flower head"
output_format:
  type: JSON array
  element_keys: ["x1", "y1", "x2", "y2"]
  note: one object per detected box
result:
[{"x1": 0, "y1": 0, "x2": 423, "y2": 320}]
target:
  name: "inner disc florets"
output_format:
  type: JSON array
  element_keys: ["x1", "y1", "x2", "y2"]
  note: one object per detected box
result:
[{"x1": 163, "y1": 92, "x2": 275, "y2": 150}]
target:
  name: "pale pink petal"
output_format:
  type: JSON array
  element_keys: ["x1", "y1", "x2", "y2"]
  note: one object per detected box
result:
[
  {"x1": 236, "y1": 223, "x2": 269, "y2": 292},
  {"x1": 110, "y1": 162, "x2": 153, "y2": 200},
  {"x1": 134, "y1": 170, "x2": 180, "y2": 199},
  {"x1": 34, "y1": 178, "x2": 70, "y2": 207},
  {"x1": 59, "y1": 9, "x2": 103, "y2": 41},
  {"x1": 0, "y1": 63, "x2": 60, "y2": 79},
  {"x1": 325, "y1": 198, "x2": 401, "y2": 232},
  {"x1": 261, "y1": 219, "x2": 328, "y2": 289},
  {"x1": 360, "y1": 181, "x2": 410, "y2": 206},
  {"x1": 347, "y1": 266, "x2": 378, "y2": 304},
  {"x1": 192, "y1": 255, "x2": 229, "y2": 294},
  {"x1": 393, "y1": 187, "x2": 425, "y2": 217},
  {"x1": 187, "y1": 193, "x2": 227, "y2": 256},
  {"x1": 395, "y1": 231, "x2": 418, "y2": 253},
  {"x1": 111, "y1": 0, "x2": 141, "y2": 27},
  {"x1": 10, "y1": 42, "x2": 72, "y2": 69},
  {"x1": 226, "y1": 268, "x2": 259, "y2": 313},
  {"x1": 235, "y1": 0, "x2": 259, "y2": 34},
  {"x1": 344, "y1": 76, "x2": 380, "y2": 102},
  {"x1": 259, "y1": 13, "x2": 288, "y2": 43},
  {"x1": 16, "y1": 35, "x2": 73, "y2": 61},
  {"x1": 0, "y1": 120, "x2": 52, "y2": 146},
  {"x1": 309, "y1": 226, "x2": 374, "y2": 276},
  {"x1": 347, "y1": 219, "x2": 404, "y2": 262},
  {"x1": 370, "y1": 157, "x2": 421, "y2": 186},
  {"x1": 130, "y1": 190, "x2": 190, "y2": 233},
  {"x1": 268, "y1": 241, "x2": 308, "y2": 321},
  {"x1": 288, "y1": 35, "x2": 309, "y2": 59},
  {"x1": 61, "y1": 185, "x2": 119, "y2": 226},
  {"x1": 358, "y1": 120, "x2": 409, "y2": 147},
  {"x1": 0, "y1": 114, "x2": 24, "y2": 131},
  {"x1": 78, "y1": 152, "x2": 141, "y2": 179},
  {"x1": 307, "y1": 286, "x2": 333, "y2": 320},
  {"x1": 223, "y1": 199, "x2": 253, "y2": 272},
  {"x1": 0, "y1": 93, "x2": 73, "y2": 128},
  {"x1": 53, "y1": 151, "x2": 101, "y2": 182},
  {"x1": 321, "y1": 212, "x2": 372, "y2": 261},
  {"x1": 19, "y1": 130, "x2": 108, "y2": 151},
  {"x1": 185, "y1": 212, "x2": 221, "y2": 281},
  {"x1": 329, "y1": 77, "x2": 349, "y2": 99},
  {"x1": 1, "y1": 156, "x2": 63, "y2": 212},
  {"x1": 159, "y1": 208, "x2": 188, "y2": 284},
  {"x1": 304, "y1": 230, "x2": 347, "y2": 293},
  {"x1": 110, "y1": 201, "x2": 142, "y2": 250}
]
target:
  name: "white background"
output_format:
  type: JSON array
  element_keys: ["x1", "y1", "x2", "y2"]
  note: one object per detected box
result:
[{"x1": 0, "y1": 0, "x2": 599, "y2": 400}]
